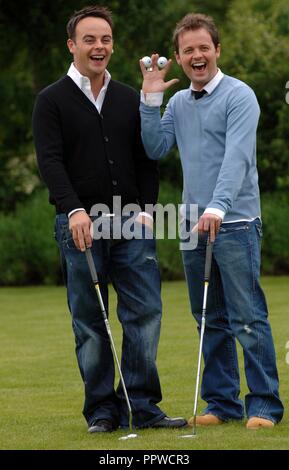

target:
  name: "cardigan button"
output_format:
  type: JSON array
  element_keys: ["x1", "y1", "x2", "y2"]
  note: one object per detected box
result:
[
  {"x1": 104, "y1": 136, "x2": 109, "y2": 142},
  {"x1": 112, "y1": 180, "x2": 117, "y2": 186},
  {"x1": 108, "y1": 159, "x2": 114, "y2": 165}
]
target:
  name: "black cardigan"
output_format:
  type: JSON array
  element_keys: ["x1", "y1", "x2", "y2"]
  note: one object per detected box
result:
[{"x1": 32, "y1": 76, "x2": 159, "y2": 215}]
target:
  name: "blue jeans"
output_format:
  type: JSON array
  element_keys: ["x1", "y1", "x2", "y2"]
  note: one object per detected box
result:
[
  {"x1": 182, "y1": 219, "x2": 284, "y2": 423},
  {"x1": 55, "y1": 214, "x2": 165, "y2": 428}
]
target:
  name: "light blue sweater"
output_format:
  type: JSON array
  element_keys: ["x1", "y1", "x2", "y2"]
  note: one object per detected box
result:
[{"x1": 140, "y1": 75, "x2": 261, "y2": 222}]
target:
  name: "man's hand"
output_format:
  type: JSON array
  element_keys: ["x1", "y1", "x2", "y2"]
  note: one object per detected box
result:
[
  {"x1": 135, "y1": 213, "x2": 153, "y2": 231},
  {"x1": 140, "y1": 54, "x2": 179, "y2": 94},
  {"x1": 192, "y1": 213, "x2": 222, "y2": 242},
  {"x1": 69, "y1": 211, "x2": 92, "y2": 252}
]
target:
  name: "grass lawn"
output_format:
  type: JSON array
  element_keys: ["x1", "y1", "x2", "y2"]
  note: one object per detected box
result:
[{"x1": 0, "y1": 277, "x2": 288, "y2": 450}]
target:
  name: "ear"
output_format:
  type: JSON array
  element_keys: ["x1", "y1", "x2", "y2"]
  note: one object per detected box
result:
[
  {"x1": 216, "y1": 43, "x2": 221, "y2": 60},
  {"x1": 67, "y1": 38, "x2": 75, "y2": 54},
  {"x1": 174, "y1": 51, "x2": 181, "y2": 66}
]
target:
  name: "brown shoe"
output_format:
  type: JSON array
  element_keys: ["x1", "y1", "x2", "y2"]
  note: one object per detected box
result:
[
  {"x1": 246, "y1": 417, "x2": 274, "y2": 430},
  {"x1": 188, "y1": 414, "x2": 224, "y2": 426}
]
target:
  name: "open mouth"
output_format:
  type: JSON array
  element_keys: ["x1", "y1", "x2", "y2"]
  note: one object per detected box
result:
[
  {"x1": 90, "y1": 55, "x2": 105, "y2": 63},
  {"x1": 192, "y1": 62, "x2": 207, "y2": 72}
]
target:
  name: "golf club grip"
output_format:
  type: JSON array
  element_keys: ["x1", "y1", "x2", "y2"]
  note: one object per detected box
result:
[
  {"x1": 85, "y1": 248, "x2": 99, "y2": 284},
  {"x1": 204, "y1": 239, "x2": 213, "y2": 282}
]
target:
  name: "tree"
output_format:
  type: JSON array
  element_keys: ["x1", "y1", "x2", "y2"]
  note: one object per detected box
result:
[
  {"x1": 0, "y1": 0, "x2": 191, "y2": 209},
  {"x1": 1, "y1": 0, "x2": 289, "y2": 211},
  {"x1": 220, "y1": 0, "x2": 289, "y2": 192}
]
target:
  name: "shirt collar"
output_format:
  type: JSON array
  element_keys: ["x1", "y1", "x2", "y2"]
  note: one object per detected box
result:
[
  {"x1": 190, "y1": 68, "x2": 224, "y2": 95},
  {"x1": 67, "y1": 63, "x2": 111, "y2": 93}
]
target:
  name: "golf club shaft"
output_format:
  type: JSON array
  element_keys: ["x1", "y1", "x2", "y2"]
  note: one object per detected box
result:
[
  {"x1": 85, "y1": 248, "x2": 133, "y2": 432},
  {"x1": 192, "y1": 282, "x2": 208, "y2": 434},
  {"x1": 192, "y1": 237, "x2": 213, "y2": 435},
  {"x1": 204, "y1": 236, "x2": 213, "y2": 281}
]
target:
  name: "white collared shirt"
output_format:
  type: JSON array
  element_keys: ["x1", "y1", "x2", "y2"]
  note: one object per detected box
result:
[
  {"x1": 141, "y1": 68, "x2": 224, "y2": 107},
  {"x1": 190, "y1": 68, "x2": 224, "y2": 94},
  {"x1": 67, "y1": 62, "x2": 111, "y2": 113}
]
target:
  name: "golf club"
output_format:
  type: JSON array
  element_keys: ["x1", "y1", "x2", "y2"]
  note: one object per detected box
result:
[
  {"x1": 85, "y1": 248, "x2": 138, "y2": 440},
  {"x1": 180, "y1": 236, "x2": 213, "y2": 438}
]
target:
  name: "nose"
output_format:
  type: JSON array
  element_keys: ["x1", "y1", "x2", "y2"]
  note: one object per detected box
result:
[
  {"x1": 192, "y1": 48, "x2": 202, "y2": 61},
  {"x1": 93, "y1": 38, "x2": 104, "y2": 49}
]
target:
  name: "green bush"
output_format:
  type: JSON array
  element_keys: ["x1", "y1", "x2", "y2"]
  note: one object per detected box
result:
[
  {"x1": 261, "y1": 192, "x2": 289, "y2": 274},
  {"x1": 0, "y1": 189, "x2": 60, "y2": 285},
  {"x1": 0, "y1": 186, "x2": 288, "y2": 285},
  {"x1": 0, "y1": 214, "x2": 27, "y2": 284},
  {"x1": 156, "y1": 181, "x2": 184, "y2": 280}
]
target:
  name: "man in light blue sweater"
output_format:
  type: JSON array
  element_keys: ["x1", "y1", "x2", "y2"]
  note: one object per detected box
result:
[{"x1": 139, "y1": 13, "x2": 283, "y2": 429}]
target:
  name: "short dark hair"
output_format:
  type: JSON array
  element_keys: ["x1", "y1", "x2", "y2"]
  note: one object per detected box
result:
[
  {"x1": 66, "y1": 5, "x2": 113, "y2": 40},
  {"x1": 173, "y1": 13, "x2": 219, "y2": 53}
]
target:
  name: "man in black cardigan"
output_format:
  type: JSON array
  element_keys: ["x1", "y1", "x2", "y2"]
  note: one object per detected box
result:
[{"x1": 33, "y1": 5, "x2": 186, "y2": 433}]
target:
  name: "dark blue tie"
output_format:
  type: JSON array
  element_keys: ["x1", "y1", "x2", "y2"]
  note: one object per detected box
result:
[{"x1": 192, "y1": 89, "x2": 207, "y2": 100}]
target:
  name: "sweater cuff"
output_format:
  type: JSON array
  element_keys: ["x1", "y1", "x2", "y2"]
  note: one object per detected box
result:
[
  {"x1": 68, "y1": 208, "x2": 86, "y2": 218},
  {"x1": 140, "y1": 90, "x2": 164, "y2": 107},
  {"x1": 204, "y1": 207, "x2": 225, "y2": 220},
  {"x1": 138, "y1": 211, "x2": 153, "y2": 221}
]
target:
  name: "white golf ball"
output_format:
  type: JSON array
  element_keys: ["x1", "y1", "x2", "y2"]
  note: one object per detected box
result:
[
  {"x1": 119, "y1": 433, "x2": 138, "y2": 440},
  {"x1": 157, "y1": 56, "x2": 168, "y2": 69},
  {"x1": 141, "y1": 56, "x2": 152, "y2": 68}
]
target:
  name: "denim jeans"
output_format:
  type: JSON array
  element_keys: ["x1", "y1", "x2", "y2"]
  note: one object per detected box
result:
[
  {"x1": 54, "y1": 214, "x2": 165, "y2": 428},
  {"x1": 182, "y1": 219, "x2": 284, "y2": 423}
]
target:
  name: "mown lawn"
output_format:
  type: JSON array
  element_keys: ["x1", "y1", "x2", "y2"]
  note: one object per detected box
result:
[{"x1": 0, "y1": 278, "x2": 288, "y2": 450}]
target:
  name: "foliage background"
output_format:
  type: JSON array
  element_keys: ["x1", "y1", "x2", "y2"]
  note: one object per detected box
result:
[{"x1": 0, "y1": 0, "x2": 288, "y2": 284}]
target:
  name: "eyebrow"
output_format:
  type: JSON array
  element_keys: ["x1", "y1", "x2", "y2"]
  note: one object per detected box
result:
[
  {"x1": 183, "y1": 43, "x2": 210, "y2": 51},
  {"x1": 82, "y1": 34, "x2": 112, "y2": 40}
]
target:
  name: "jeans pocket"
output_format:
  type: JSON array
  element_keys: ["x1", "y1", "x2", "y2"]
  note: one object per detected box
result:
[
  {"x1": 255, "y1": 223, "x2": 263, "y2": 238},
  {"x1": 57, "y1": 222, "x2": 76, "y2": 248},
  {"x1": 219, "y1": 223, "x2": 249, "y2": 234}
]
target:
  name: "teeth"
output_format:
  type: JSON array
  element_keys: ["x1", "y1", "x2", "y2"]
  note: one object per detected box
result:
[
  {"x1": 192, "y1": 62, "x2": 206, "y2": 68},
  {"x1": 91, "y1": 55, "x2": 104, "y2": 59}
]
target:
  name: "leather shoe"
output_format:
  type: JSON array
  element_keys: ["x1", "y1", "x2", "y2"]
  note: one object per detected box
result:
[
  {"x1": 151, "y1": 416, "x2": 187, "y2": 428},
  {"x1": 246, "y1": 417, "x2": 274, "y2": 430},
  {"x1": 88, "y1": 419, "x2": 115, "y2": 433},
  {"x1": 188, "y1": 414, "x2": 224, "y2": 426}
]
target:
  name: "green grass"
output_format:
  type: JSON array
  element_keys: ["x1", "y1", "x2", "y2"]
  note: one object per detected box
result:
[{"x1": 0, "y1": 278, "x2": 288, "y2": 450}]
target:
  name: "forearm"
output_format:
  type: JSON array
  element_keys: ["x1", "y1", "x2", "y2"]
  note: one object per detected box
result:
[
  {"x1": 37, "y1": 155, "x2": 82, "y2": 214},
  {"x1": 140, "y1": 101, "x2": 176, "y2": 160},
  {"x1": 134, "y1": 119, "x2": 159, "y2": 209}
]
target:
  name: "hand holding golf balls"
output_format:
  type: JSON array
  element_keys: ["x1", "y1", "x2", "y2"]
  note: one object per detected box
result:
[
  {"x1": 140, "y1": 54, "x2": 179, "y2": 94},
  {"x1": 141, "y1": 55, "x2": 168, "y2": 69}
]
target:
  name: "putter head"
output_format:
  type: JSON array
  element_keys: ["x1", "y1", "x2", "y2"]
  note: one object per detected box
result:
[
  {"x1": 178, "y1": 419, "x2": 197, "y2": 438},
  {"x1": 119, "y1": 433, "x2": 138, "y2": 440}
]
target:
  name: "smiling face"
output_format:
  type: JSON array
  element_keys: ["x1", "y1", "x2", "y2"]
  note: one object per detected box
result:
[
  {"x1": 175, "y1": 27, "x2": 220, "y2": 90},
  {"x1": 67, "y1": 16, "x2": 113, "y2": 80}
]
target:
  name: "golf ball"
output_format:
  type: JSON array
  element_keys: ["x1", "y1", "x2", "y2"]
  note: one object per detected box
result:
[
  {"x1": 141, "y1": 56, "x2": 152, "y2": 68},
  {"x1": 157, "y1": 57, "x2": 168, "y2": 69},
  {"x1": 119, "y1": 433, "x2": 138, "y2": 440}
]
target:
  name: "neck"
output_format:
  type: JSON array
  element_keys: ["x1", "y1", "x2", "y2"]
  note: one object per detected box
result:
[
  {"x1": 192, "y1": 68, "x2": 219, "y2": 91},
  {"x1": 73, "y1": 63, "x2": 106, "y2": 99},
  {"x1": 90, "y1": 73, "x2": 106, "y2": 99}
]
